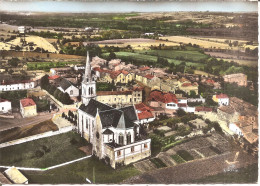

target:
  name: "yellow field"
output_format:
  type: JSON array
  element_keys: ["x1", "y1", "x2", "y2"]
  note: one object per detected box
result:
[
  {"x1": 160, "y1": 36, "x2": 232, "y2": 49},
  {"x1": 2, "y1": 35, "x2": 58, "y2": 53}
]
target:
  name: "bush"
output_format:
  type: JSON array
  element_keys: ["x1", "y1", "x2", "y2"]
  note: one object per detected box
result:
[{"x1": 153, "y1": 129, "x2": 165, "y2": 137}]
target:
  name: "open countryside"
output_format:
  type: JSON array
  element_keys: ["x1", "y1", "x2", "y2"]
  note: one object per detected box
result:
[{"x1": 0, "y1": 2, "x2": 258, "y2": 185}]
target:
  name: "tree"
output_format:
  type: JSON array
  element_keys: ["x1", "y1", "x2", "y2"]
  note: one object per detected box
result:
[
  {"x1": 15, "y1": 45, "x2": 21, "y2": 51},
  {"x1": 40, "y1": 75, "x2": 49, "y2": 90},
  {"x1": 176, "y1": 108, "x2": 186, "y2": 117},
  {"x1": 62, "y1": 92, "x2": 73, "y2": 105},
  {"x1": 54, "y1": 89, "x2": 62, "y2": 99},
  {"x1": 108, "y1": 51, "x2": 116, "y2": 60}
]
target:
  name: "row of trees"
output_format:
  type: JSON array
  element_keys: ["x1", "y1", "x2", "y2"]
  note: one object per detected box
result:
[{"x1": 40, "y1": 75, "x2": 73, "y2": 105}]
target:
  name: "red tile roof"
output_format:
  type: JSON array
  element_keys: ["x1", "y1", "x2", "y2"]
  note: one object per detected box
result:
[
  {"x1": 1, "y1": 80, "x2": 33, "y2": 85},
  {"x1": 135, "y1": 103, "x2": 154, "y2": 112},
  {"x1": 206, "y1": 79, "x2": 215, "y2": 84},
  {"x1": 132, "y1": 86, "x2": 143, "y2": 91},
  {"x1": 121, "y1": 70, "x2": 129, "y2": 75},
  {"x1": 109, "y1": 71, "x2": 122, "y2": 79},
  {"x1": 181, "y1": 83, "x2": 192, "y2": 87},
  {"x1": 148, "y1": 90, "x2": 178, "y2": 104},
  {"x1": 0, "y1": 98, "x2": 10, "y2": 103},
  {"x1": 178, "y1": 103, "x2": 187, "y2": 107},
  {"x1": 216, "y1": 94, "x2": 228, "y2": 99},
  {"x1": 48, "y1": 75, "x2": 60, "y2": 80},
  {"x1": 20, "y1": 98, "x2": 36, "y2": 107},
  {"x1": 138, "y1": 110, "x2": 154, "y2": 120},
  {"x1": 195, "y1": 107, "x2": 213, "y2": 112},
  {"x1": 139, "y1": 66, "x2": 150, "y2": 71},
  {"x1": 144, "y1": 74, "x2": 154, "y2": 80}
]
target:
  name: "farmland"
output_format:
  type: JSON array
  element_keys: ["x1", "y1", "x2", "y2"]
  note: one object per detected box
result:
[
  {"x1": 160, "y1": 36, "x2": 234, "y2": 50},
  {"x1": 27, "y1": 61, "x2": 81, "y2": 71},
  {"x1": 137, "y1": 48, "x2": 209, "y2": 62}
]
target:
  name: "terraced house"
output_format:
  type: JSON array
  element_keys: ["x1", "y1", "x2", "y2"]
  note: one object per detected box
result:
[
  {"x1": 77, "y1": 54, "x2": 151, "y2": 168},
  {"x1": 104, "y1": 70, "x2": 134, "y2": 85},
  {"x1": 96, "y1": 87, "x2": 142, "y2": 108}
]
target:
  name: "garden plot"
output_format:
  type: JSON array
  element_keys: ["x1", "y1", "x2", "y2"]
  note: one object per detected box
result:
[
  {"x1": 196, "y1": 147, "x2": 217, "y2": 158},
  {"x1": 157, "y1": 152, "x2": 176, "y2": 167},
  {"x1": 133, "y1": 159, "x2": 156, "y2": 173}
]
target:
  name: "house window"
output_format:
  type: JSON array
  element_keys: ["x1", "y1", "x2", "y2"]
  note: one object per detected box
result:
[
  {"x1": 131, "y1": 146, "x2": 134, "y2": 152},
  {"x1": 2, "y1": 107, "x2": 3, "y2": 110},
  {"x1": 144, "y1": 143, "x2": 148, "y2": 148},
  {"x1": 127, "y1": 133, "x2": 131, "y2": 145},
  {"x1": 70, "y1": 90, "x2": 73, "y2": 95},
  {"x1": 117, "y1": 150, "x2": 121, "y2": 157},
  {"x1": 130, "y1": 98, "x2": 132, "y2": 102},
  {"x1": 86, "y1": 119, "x2": 88, "y2": 129},
  {"x1": 118, "y1": 133, "x2": 124, "y2": 145}
]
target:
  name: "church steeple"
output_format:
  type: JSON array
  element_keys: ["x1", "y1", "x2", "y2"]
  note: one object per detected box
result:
[
  {"x1": 81, "y1": 51, "x2": 96, "y2": 105},
  {"x1": 84, "y1": 51, "x2": 91, "y2": 82}
]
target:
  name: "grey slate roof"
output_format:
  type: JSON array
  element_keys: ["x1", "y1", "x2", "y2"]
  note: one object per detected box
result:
[
  {"x1": 59, "y1": 78, "x2": 75, "y2": 91},
  {"x1": 79, "y1": 99, "x2": 137, "y2": 129}
]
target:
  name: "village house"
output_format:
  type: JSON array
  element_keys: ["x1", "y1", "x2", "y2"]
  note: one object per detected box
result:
[
  {"x1": 0, "y1": 98, "x2": 12, "y2": 114},
  {"x1": 4, "y1": 167, "x2": 28, "y2": 184},
  {"x1": 212, "y1": 93, "x2": 229, "y2": 106},
  {"x1": 57, "y1": 78, "x2": 79, "y2": 97},
  {"x1": 201, "y1": 78, "x2": 221, "y2": 89},
  {"x1": 77, "y1": 53, "x2": 151, "y2": 169},
  {"x1": 20, "y1": 98, "x2": 37, "y2": 118},
  {"x1": 0, "y1": 80, "x2": 35, "y2": 92},
  {"x1": 223, "y1": 73, "x2": 247, "y2": 87},
  {"x1": 160, "y1": 78, "x2": 178, "y2": 93},
  {"x1": 104, "y1": 70, "x2": 134, "y2": 85},
  {"x1": 135, "y1": 103, "x2": 155, "y2": 125},
  {"x1": 177, "y1": 77, "x2": 199, "y2": 95},
  {"x1": 96, "y1": 88, "x2": 142, "y2": 108},
  {"x1": 217, "y1": 97, "x2": 258, "y2": 149}
]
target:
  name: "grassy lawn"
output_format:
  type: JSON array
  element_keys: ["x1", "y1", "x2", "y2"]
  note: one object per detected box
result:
[
  {"x1": 171, "y1": 154, "x2": 186, "y2": 164},
  {"x1": 177, "y1": 150, "x2": 194, "y2": 161},
  {"x1": 22, "y1": 156, "x2": 140, "y2": 184},
  {"x1": 194, "y1": 163, "x2": 258, "y2": 184},
  {"x1": 150, "y1": 158, "x2": 167, "y2": 168},
  {"x1": 0, "y1": 132, "x2": 87, "y2": 168},
  {"x1": 138, "y1": 49, "x2": 209, "y2": 62}
]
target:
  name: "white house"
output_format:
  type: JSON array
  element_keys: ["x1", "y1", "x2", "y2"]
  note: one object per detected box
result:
[
  {"x1": 229, "y1": 123, "x2": 243, "y2": 136},
  {"x1": 213, "y1": 94, "x2": 229, "y2": 106},
  {"x1": 77, "y1": 52, "x2": 151, "y2": 169},
  {"x1": 58, "y1": 78, "x2": 79, "y2": 97},
  {"x1": 0, "y1": 80, "x2": 35, "y2": 92},
  {"x1": 0, "y1": 98, "x2": 12, "y2": 114}
]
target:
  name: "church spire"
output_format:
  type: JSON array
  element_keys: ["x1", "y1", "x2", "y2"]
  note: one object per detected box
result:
[{"x1": 84, "y1": 51, "x2": 91, "y2": 82}]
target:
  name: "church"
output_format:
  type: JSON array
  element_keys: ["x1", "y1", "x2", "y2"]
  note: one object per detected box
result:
[{"x1": 77, "y1": 52, "x2": 151, "y2": 168}]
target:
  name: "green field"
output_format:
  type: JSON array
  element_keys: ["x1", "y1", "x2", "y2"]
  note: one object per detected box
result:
[
  {"x1": 150, "y1": 158, "x2": 167, "y2": 168},
  {"x1": 138, "y1": 49, "x2": 209, "y2": 62},
  {"x1": 102, "y1": 52, "x2": 204, "y2": 67},
  {"x1": 22, "y1": 157, "x2": 140, "y2": 184},
  {"x1": 27, "y1": 61, "x2": 81, "y2": 70},
  {"x1": 0, "y1": 132, "x2": 87, "y2": 168}
]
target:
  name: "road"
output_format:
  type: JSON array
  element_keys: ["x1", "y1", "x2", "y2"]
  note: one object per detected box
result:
[
  {"x1": 122, "y1": 150, "x2": 257, "y2": 184},
  {"x1": 0, "y1": 113, "x2": 54, "y2": 131}
]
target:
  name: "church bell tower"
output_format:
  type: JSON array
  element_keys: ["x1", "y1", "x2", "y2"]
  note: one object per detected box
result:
[{"x1": 81, "y1": 51, "x2": 96, "y2": 105}]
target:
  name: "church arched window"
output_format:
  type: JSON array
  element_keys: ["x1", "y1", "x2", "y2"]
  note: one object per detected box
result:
[
  {"x1": 70, "y1": 90, "x2": 73, "y2": 95},
  {"x1": 88, "y1": 87, "x2": 91, "y2": 95},
  {"x1": 118, "y1": 133, "x2": 124, "y2": 145},
  {"x1": 127, "y1": 132, "x2": 131, "y2": 144}
]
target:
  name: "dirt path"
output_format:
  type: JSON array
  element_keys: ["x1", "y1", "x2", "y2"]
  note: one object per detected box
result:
[{"x1": 122, "y1": 150, "x2": 257, "y2": 184}]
